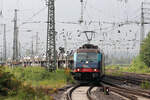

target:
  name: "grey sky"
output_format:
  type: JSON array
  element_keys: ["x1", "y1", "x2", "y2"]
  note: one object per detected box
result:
[{"x1": 0, "y1": 0, "x2": 149, "y2": 58}]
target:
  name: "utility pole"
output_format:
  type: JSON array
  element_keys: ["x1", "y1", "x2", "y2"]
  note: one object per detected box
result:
[
  {"x1": 31, "y1": 36, "x2": 34, "y2": 58},
  {"x1": 3, "y1": 24, "x2": 6, "y2": 62},
  {"x1": 46, "y1": 0, "x2": 56, "y2": 71},
  {"x1": 0, "y1": 46, "x2": 2, "y2": 62},
  {"x1": 64, "y1": 36, "x2": 67, "y2": 53},
  {"x1": 140, "y1": 2, "x2": 144, "y2": 44},
  {"x1": 140, "y1": 2, "x2": 150, "y2": 45},
  {"x1": 36, "y1": 32, "x2": 38, "y2": 55},
  {"x1": 79, "y1": 0, "x2": 84, "y2": 23},
  {"x1": 13, "y1": 9, "x2": 19, "y2": 62},
  {"x1": 18, "y1": 42, "x2": 21, "y2": 59},
  {"x1": 62, "y1": 31, "x2": 67, "y2": 53}
]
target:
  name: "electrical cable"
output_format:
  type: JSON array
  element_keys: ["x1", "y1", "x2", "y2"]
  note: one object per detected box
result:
[
  {"x1": 6, "y1": 6, "x2": 47, "y2": 32},
  {"x1": 23, "y1": 7, "x2": 47, "y2": 22},
  {"x1": 84, "y1": 0, "x2": 88, "y2": 9}
]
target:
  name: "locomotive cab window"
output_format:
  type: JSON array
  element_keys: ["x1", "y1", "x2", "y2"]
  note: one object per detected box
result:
[{"x1": 77, "y1": 52, "x2": 98, "y2": 63}]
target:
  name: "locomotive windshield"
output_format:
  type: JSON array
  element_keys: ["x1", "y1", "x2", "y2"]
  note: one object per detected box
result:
[{"x1": 77, "y1": 52, "x2": 97, "y2": 62}]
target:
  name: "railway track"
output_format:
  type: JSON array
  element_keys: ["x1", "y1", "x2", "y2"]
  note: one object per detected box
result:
[
  {"x1": 66, "y1": 85, "x2": 80, "y2": 100},
  {"x1": 66, "y1": 85, "x2": 96, "y2": 100},
  {"x1": 87, "y1": 86, "x2": 96, "y2": 100},
  {"x1": 66, "y1": 83, "x2": 140, "y2": 100},
  {"x1": 64, "y1": 80, "x2": 150, "y2": 100},
  {"x1": 102, "y1": 80, "x2": 150, "y2": 100},
  {"x1": 105, "y1": 72, "x2": 150, "y2": 85},
  {"x1": 64, "y1": 73, "x2": 150, "y2": 100}
]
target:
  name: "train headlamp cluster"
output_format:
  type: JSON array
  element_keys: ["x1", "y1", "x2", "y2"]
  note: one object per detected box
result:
[
  {"x1": 75, "y1": 68, "x2": 99, "y2": 72},
  {"x1": 93, "y1": 69, "x2": 97, "y2": 72},
  {"x1": 77, "y1": 68, "x2": 80, "y2": 72},
  {"x1": 85, "y1": 61, "x2": 88, "y2": 64}
]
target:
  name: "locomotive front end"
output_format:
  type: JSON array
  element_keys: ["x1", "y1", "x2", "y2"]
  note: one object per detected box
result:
[{"x1": 73, "y1": 44, "x2": 105, "y2": 82}]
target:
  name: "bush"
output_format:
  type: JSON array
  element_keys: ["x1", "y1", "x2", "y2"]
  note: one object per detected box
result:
[
  {"x1": 0, "y1": 67, "x2": 21, "y2": 96},
  {"x1": 128, "y1": 56, "x2": 150, "y2": 73},
  {"x1": 5, "y1": 67, "x2": 51, "y2": 81},
  {"x1": 5, "y1": 67, "x2": 75, "y2": 87},
  {"x1": 141, "y1": 81, "x2": 150, "y2": 89},
  {"x1": 140, "y1": 32, "x2": 150, "y2": 67},
  {"x1": 106, "y1": 56, "x2": 150, "y2": 74},
  {"x1": 0, "y1": 67, "x2": 52, "y2": 100},
  {"x1": 1, "y1": 66, "x2": 75, "y2": 100}
]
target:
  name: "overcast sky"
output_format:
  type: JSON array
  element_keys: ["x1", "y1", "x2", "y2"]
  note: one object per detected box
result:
[{"x1": 0, "y1": 0, "x2": 149, "y2": 57}]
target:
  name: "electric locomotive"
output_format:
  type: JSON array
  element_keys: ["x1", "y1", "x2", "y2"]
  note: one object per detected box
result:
[{"x1": 72, "y1": 44, "x2": 105, "y2": 82}]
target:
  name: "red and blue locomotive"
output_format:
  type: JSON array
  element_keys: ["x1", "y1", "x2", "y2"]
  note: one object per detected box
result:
[{"x1": 72, "y1": 44, "x2": 105, "y2": 82}]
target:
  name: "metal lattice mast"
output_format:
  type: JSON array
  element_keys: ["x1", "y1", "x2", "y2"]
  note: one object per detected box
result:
[
  {"x1": 140, "y1": 2, "x2": 150, "y2": 48},
  {"x1": 79, "y1": 0, "x2": 84, "y2": 23},
  {"x1": 140, "y1": 2, "x2": 144, "y2": 44},
  {"x1": 13, "y1": 9, "x2": 19, "y2": 61},
  {"x1": 46, "y1": 0, "x2": 56, "y2": 71},
  {"x1": 36, "y1": 32, "x2": 39, "y2": 55},
  {"x1": 31, "y1": 36, "x2": 34, "y2": 58},
  {"x1": 3, "y1": 24, "x2": 6, "y2": 62}
]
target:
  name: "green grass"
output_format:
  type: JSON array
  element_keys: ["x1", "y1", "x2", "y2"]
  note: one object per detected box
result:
[
  {"x1": 106, "y1": 57, "x2": 150, "y2": 90},
  {"x1": 5, "y1": 67, "x2": 74, "y2": 88},
  {"x1": 0, "y1": 66, "x2": 74, "y2": 100},
  {"x1": 106, "y1": 56, "x2": 150, "y2": 75},
  {"x1": 0, "y1": 66, "x2": 53, "y2": 100}
]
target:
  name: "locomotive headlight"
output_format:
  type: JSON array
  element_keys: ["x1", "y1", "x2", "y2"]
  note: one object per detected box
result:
[
  {"x1": 94, "y1": 69, "x2": 97, "y2": 72},
  {"x1": 86, "y1": 61, "x2": 88, "y2": 64},
  {"x1": 77, "y1": 68, "x2": 80, "y2": 72}
]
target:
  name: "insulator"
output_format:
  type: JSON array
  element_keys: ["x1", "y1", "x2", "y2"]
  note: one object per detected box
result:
[
  {"x1": 77, "y1": 30, "x2": 80, "y2": 32},
  {"x1": 89, "y1": 21, "x2": 92, "y2": 25},
  {"x1": 67, "y1": 32, "x2": 69, "y2": 36},
  {"x1": 69, "y1": 33, "x2": 71, "y2": 36},
  {"x1": 68, "y1": 38, "x2": 72, "y2": 40},
  {"x1": 103, "y1": 33, "x2": 104, "y2": 36},
  {"x1": 59, "y1": 47, "x2": 63, "y2": 50}
]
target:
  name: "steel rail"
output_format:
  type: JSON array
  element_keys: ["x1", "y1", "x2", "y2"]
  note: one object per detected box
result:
[
  {"x1": 66, "y1": 85, "x2": 81, "y2": 100},
  {"x1": 87, "y1": 86, "x2": 95, "y2": 100},
  {"x1": 109, "y1": 87, "x2": 138, "y2": 100},
  {"x1": 105, "y1": 75, "x2": 142, "y2": 85},
  {"x1": 100, "y1": 82, "x2": 137, "y2": 100},
  {"x1": 66, "y1": 85, "x2": 97, "y2": 100},
  {"x1": 102, "y1": 80, "x2": 150, "y2": 99}
]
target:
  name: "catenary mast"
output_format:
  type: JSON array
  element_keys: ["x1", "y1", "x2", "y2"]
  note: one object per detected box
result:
[
  {"x1": 13, "y1": 9, "x2": 19, "y2": 62},
  {"x1": 3, "y1": 24, "x2": 6, "y2": 62},
  {"x1": 46, "y1": 0, "x2": 56, "y2": 71}
]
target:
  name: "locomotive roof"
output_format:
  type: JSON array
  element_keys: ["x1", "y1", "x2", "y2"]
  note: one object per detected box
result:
[
  {"x1": 79, "y1": 44, "x2": 98, "y2": 49},
  {"x1": 77, "y1": 49, "x2": 100, "y2": 53},
  {"x1": 75, "y1": 44, "x2": 103, "y2": 53}
]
